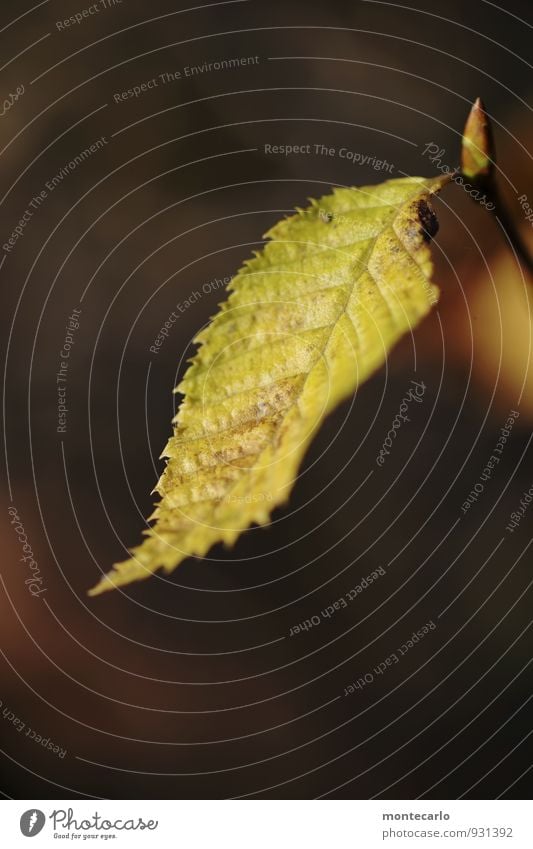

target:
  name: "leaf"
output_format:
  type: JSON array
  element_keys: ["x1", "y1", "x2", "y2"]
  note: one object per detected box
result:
[{"x1": 89, "y1": 174, "x2": 448, "y2": 595}]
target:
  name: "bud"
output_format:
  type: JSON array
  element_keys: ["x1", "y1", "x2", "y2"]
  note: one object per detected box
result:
[{"x1": 461, "y1": 97, "x2": 494, "y2": 181}]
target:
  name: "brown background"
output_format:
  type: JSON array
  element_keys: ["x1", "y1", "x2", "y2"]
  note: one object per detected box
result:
[{"x1": 1, "y1": 0, "x2": 532, "y2": 799}]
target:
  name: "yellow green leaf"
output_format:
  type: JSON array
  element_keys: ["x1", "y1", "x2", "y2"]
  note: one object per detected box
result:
[{"x1": 89, "y1": 174, "x2": 448, "y2": 596}]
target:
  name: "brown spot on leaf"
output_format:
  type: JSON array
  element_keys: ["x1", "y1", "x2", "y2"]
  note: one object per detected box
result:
[{"x1": 416, "y1": 198, "x2": 439, "y2": 242}]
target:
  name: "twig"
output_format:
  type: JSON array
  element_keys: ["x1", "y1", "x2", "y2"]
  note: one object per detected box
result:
[{"x1": 461, "y1": 97, "x2": 533, "y2": 274}]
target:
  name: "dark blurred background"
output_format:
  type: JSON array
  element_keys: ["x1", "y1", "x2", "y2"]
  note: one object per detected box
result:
[{"x1": 1, "y1": 0, "x2": 532, "y2": 799}]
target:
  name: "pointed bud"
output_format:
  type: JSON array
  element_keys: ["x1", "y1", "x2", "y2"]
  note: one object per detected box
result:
[{"x1": 461, "y1": 97, "x2": 494, "y2": 180}]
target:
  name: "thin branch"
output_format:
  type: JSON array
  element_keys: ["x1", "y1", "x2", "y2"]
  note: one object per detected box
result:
[{"x1": 461, "y1": 97, "x2": 533, "y2": 274}]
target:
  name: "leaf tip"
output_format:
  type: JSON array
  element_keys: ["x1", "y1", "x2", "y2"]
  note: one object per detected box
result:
[
  {"x1": 88, "y1": 552, "x2": 157, "y2": 596},
  {"x1": 87, "y1": 576, "x2": 113, "y2": 597}
]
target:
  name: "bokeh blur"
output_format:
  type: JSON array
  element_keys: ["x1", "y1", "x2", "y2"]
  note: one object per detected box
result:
[{"x1": 1, "y1": 0, "x2": 532, "y2": 799}]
